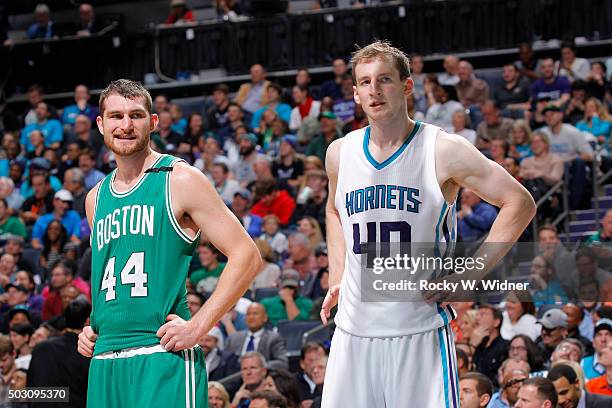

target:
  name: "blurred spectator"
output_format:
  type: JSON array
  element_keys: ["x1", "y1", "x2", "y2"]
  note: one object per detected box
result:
[
  {"x1": 576, "y1": 98, "x2": 612, "y2": 153},
  {"x1": 0, "y1": 335, "x2": 16, "y2": 401},
  {"x1": 530, "y1": 58, "x2": 571, "y2": 107},
  {"x1": 27, "y1": 299, "x2": 91, "y2": 408},
  {"x1": 515, "y1": 377, "x2": 557, "y2": 407},
  {"x1": 457, "y1": 188, "x2": 497, "y2": 243},
  {"x1": 492, "y1": 63, "x2": 531, "y2": 112},
  {"x1": 151, "y1": 111, "x2": 182, "y2": 153},
  {"x1": 555, "y1": 42, "x2": 590, "y2": 82},
  {"x1": 332, "y1": 74, "x2": 356, "y2": 124},
  {"x1": 41, "y1": 260, "x2": 89, "y2": 321},
  {"x1": 10, "y1": 322, "x2": 32, "y2": 367},
  {"x1": 61, "y1": 85, "x2": 98, "y2": 126},
  {"x1": 194, "y1": 135, "x2": 228, "y2": 175},
  {"x1": 297, "y1": 217, "x2": 323, "y2": 251},
  {"x1": 27, "y1": 4, "x2": 53, "y2": 40},
  {"x1": 78, "y1": 150, "x2": 105, "y2": 191},
  {"x1": 475, "y1": 101, "x2": 514, "y2": 151},
  {"x1": 406, "y1": 94, "x2": 424, "y2": 122},
  {"x1": 294, "y1": 68, "x2": 320, "y2": 101},
  {"x1": 565, "y1": 80, "x2": 588, "y2": 125},
  {"x1": 585, "y1": 62, "x2": 609, "y2": 102},
  {"x1": 165, "y1": 0, "x2": 195, "y2": 25},
  {"x1": 14, "y1": 271, "x2": 43, "y2": 314},
  {"x1": 284, "y1": 233, "x2": 317, "y2": 295},
  {"x1": 504, "y1": 158, "x2": 522, "y2": 182},
  {"x1": 424, "y1": 85, "x2": 463, "y2": 131},
  {"x1": 410, "y1": 54, "x2": 427, "y2": 112},
  {"x1": 457, "y1": 308, "x2": 477, "y2": 344},
  {"x1": 582, "y1": 318, "x2": 612, "y2": 381},
  {"x1": 0, "y1": 198, "x2": 26, "y2": 239},
  {"x1": 169, "y1": 104, "x2": 187, "y2": 135},
  {"x1": 252, "y1": 239, "x2": 281, "y2": 290},
  {"x1": 186, "y1": 292, "x2": 204, "y2": 317},
  {"x1": 231, "y1": 189, "x2": 263, "y2": 237},
  {"x1": 320, "y1": 58, "x2": 348, "y2": 100},
  {"x1": 516, "y1": 42, "x2": 541, "y2": 82},
  {"x1": 0, "y1": 177, "x2": 24, "y2": 214},
  {"x1": 585, "y1": 209, "x2": 612, "y2": 246},
  {"x1": 501, "y1": 292, "x2": 539, "y2": 341},
  {"x1": 574, "y1": 248, "x2": 612, "y2": 294},
  {"x1": 25, "y1": 130, "x2": 45, "y2": 160},
  {"x1": 0, "y1": 254, "x2": 17, "y2": 287},
  {"x1": 208, "y1": 381, "x2": 231, "y2": 408},
  {"x1": 547, "y1": 364, "x2": 593, "y2": 408},
  {"x1": 259, "y1": 368, "x2": 302, "y2": 408},
  {"x1": 234, "y1": 132, "x2": 264, "y2": 186},
  {"x1": 586, "y1": 340, "x2": 612, "y2": 397},
  {"x1": 438, "y1": 55, "x2": 460, "y2": 86},
  {"x1": 295, "y1": 342, "x2": 326, "y2": 403},
  {"x1": 458, "y1": 372, "x2": 493, "y2": 408},
  {"x1": 232, "y1": 352, "x2": 267, "y2": 407},
  {"x1": 509, "y1": 120, "x2": 533, "y2": 162},
  {"x1": 20, "y1": 102, "x2": 63, "y2": 152},
  {"x1": 206, "y1": 84, "x2": 231, "y2": 131},
  {"x1": 305, "y1": 112, "x2": 342, "y2": 164},
  {"x1": 509, "y1": 334, "x2": 544, "y2": 372},
  {"x1": 39, "y1": 220, "x2": 67, "y2": 272},
  {"x1": 210, "y1": 163, "x2": 241, "y2": 205},
  {"x1": 456, "y1": 60, "x2": 489, "y2": 107},
  {"x1": 65, "y1": 116, "x2": 103, "y2": 159},
  {"x1": 20, "y1": 173, "x2": 54, "y2": 225},
  {"x1": 537, "y1": 225, "x2": 577, "y2": 288},
  {"x1": 226, "y1": 303, "x2": 288, "y2": 369},
  {"x1": 520, "y1": 131, "x2": 564, "y2": 205},
  {"x1": 214, "y1": 0, "x2": 241, "y2": 21},
  {"x1": 23, "y1": 85, "x2": 56, "y2": 127},
  {"x1": 31, "y1": 189, "x2": 80, "y2": 249},
  {"x1": 343, "y1": 103, "x2": 368, "y2": 135},
  {"x1": 490, "y1": 139, "x2": 509, "y2": 165},
  {"x1": 153, "y1": 94, "x2": 169, "y2": 114},
  {"x1": 563, "y1": 303, "x2": 595, "y2": 356},
  {"x1": 75, "y1": 3, "x2": 103, "y2": 36},
  {"x1": 251, "y1": 84, "x2": 291, "y2": 132},
  {"x1": 271, "y1": 135, "x2": 304, "y2": 191},
  {"x1": 536, "y1": 308, "x2": 569, "y2": 364},
  {"x1": 235, "y1": 64, "x2": 271, "y2": 115},
  {"x1": 292, "y1": 169, "x2": 327, "y2": 232},
  {"x1": 252, "y1": 178, "x2": 296, "y2": 226},
  {"x1": 549, "y1": 338, "x2": 584, "y2": 365},
  {"x1": 63, "y1": 168, "x2": 86, "y2": 218},
  {"x1": 260, "y1": 269, "x2": 313, "y2": 326},
  {"x1": 489, "y1": 358, "x2": 529, "y2": 408},
  {"x1": 190, "y1": 242, "x2": 226, "y2": 295},
  {"x1": 470, "y1": 305, "x2": 509, "y2": 385},
  {"x1": 201, "y1": 326, "x2": 240, "y2": 381},
  {"x1": 2, "y1": 236, "x2": 36, "y2": 274},
  {"x1": 249, "y1": 390, "x2": 288, "y2": 408},
  {"x1": 450, "y1": 110, "x2": 476, "y2": 145},
  {"x1": 530, "y1": 256, "x2": 569, "y2": 308},
  {"x1": 456, "y1": 348, "x2": 471, "y2": 377},
  {"x1": 289, "y1": 85, "x2": 320, "y2": 134},
  {"x1": 259, "y1": 216, "x2": 288, "y2": 258}
]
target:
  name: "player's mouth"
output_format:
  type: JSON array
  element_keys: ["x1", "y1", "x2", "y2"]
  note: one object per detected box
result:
[
  {"x1": 370, "y1": 101, "x2": 385, "y2": 108},
  {"x1": 114, "y1": 135, "x2": 137, "y2": 140}
]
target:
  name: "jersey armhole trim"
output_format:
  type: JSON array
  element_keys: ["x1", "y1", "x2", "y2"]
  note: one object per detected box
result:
[
  {"x1": 165, "y1": 159, "x2": 200, "y2": 244},
  {"x1": 89, "y1": 182, "x2": 103, "y2": 243}
]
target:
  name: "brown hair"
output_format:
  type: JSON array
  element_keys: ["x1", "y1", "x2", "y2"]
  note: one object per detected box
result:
[
  {"x1": 99, "y1": 79, "x2": 152, "y2": 116},
  {"x1": 351, "y1": 40, "x2": 411, "y2": 84}
]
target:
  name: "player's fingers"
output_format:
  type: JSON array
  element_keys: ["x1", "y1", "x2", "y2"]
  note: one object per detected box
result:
[
  {"x1": 320, "y1": 308, "x2": 328, "y2": 325},
  {"x1": 156, "y1": 322, "x2": 170, "y2": 338},
  {"x1": 83, "y1": 326, "x2": 97, "y2": 341},
  {"x1": 166, "y1": 314, "x2": 180, "y2": 322},
  {"x1": 162, "y1": 337, "x2": 176, "y2": 351}
]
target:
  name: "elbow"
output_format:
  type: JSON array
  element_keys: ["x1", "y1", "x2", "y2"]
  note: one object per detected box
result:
[{"x1": 523, "y1": 190, "x2": 537, "y2": 222}]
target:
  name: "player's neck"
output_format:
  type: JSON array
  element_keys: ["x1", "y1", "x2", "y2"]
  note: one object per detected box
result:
[
  {"x1": 114, "y1": 148, "x2": 160, "y2": 184},
  {"x1": 369, "y1": 115, "x2": 415, "y2": 148}
]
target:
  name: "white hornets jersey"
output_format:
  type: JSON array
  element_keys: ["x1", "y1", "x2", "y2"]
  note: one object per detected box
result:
[{"x1": 334, "y1": 121, "x2": 457, "y2": 337}]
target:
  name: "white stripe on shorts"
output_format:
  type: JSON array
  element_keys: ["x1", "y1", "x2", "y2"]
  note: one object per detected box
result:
[{"x1": 93, "y1": 344, "x2": 167, "y2": 359}]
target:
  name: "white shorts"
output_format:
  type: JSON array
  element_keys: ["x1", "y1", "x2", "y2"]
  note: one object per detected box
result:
[{"x1": 321, "y1": 324, "x2": 459, "y2": 408}]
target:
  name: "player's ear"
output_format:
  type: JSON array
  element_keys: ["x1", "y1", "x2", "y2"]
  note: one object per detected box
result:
[
  {"x1": 96, "y1": 115, "x2": 104, "y2": 135},
  {"x1": 353, "y1": 85, "x2": 360, "y2": 105},
  {"x1": 150, "y1": 113, "x2": 159, "y2": 131},
  {"x1": 403, "y1": 77, "x2": 414, "y2": 96}
]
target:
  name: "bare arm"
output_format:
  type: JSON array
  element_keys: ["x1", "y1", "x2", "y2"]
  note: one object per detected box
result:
[
  {"x1": 437, "y1": 132, "x2": 536, "y2": 274},
  {"x1": 320, "y1": 139, "x2": 345, "y2": 324},
  {"x1": 159, "y1": 164, "x2": 262, "y2": 350}
]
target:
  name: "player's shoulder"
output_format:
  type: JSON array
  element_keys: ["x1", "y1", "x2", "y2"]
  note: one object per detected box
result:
[{"x1": 434, "y1": 127, "x2": 476, "y2": 153}]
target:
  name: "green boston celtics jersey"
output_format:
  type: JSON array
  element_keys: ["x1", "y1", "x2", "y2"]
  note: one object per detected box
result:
[{"x1": 90, "y1": 154, "x2": 199, "y2": 355}]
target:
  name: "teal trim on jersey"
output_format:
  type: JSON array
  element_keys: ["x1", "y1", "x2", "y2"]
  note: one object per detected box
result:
[
  {"x1": 434, "y1": 202, "x2": 448, "y2": 259},
  {"x1": 437, "y1": 326, "x2": 451, "y2": 408},
  {"x1": 362, "y1": 121, "x2": 421, "y2": 170}
]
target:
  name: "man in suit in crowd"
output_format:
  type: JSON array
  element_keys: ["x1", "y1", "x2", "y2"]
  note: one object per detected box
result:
[{"x1": 225, "y1": 302, "x2": 288, "y2": 369}]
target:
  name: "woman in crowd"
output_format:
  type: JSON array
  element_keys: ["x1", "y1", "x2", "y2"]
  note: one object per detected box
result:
[
  {"x1": 577, "y1": 97, "x2": 612, "y2": 154},
  {"x1": 252, "y1": 239, "x2": 281, "y2": 290},
  {"x1": 208, "y1": 381, "x2": 231, "y2": 408},
  {"x1": 501, "y1": 291, "x2": 540, "y2": 341},
  {"x1": 450, "y1": 110, "x2": 476, "y2": 145},
  {"x1": 297, "y1": 217, "x2": 323, "y2": 251},
  {"x1": 260, "y1": 368, "x2": 302, "y2": 408},
  {"x1": 509, "y1": 334, "x2": 545, "y2": 372},
  {"x1": 509, "y1": 119, "x2": 533, "y2": 162},
  {"x1": 40, "y1": 220, "x2": 68, "y2": 272}
]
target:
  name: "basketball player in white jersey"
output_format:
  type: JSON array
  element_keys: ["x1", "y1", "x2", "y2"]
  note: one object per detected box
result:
[{"x1": 320, "y1": 41, "x2": 536, "y2": 407}]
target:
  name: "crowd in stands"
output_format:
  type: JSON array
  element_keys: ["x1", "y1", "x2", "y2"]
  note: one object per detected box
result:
[{"x1": 0, "y1": 37, "x2": 612, "y2": 407}]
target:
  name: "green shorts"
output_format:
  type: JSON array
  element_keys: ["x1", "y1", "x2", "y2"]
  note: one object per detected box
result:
[{"x1": 87, "y1": 345, "x2": 207, "y2": 408}]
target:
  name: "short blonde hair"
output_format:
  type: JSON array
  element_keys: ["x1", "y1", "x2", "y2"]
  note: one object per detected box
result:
[
  {"x1": 351, "y1": 40, "x2": 411, "y2": 84},
  {"x1": 208, "y1": 382, "x2": 230, "y2": 408}
]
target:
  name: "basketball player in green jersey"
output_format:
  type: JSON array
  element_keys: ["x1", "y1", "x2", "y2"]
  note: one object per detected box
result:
[{"x1": 77, "y1": 79, "x2": 262, "y2": 408}]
